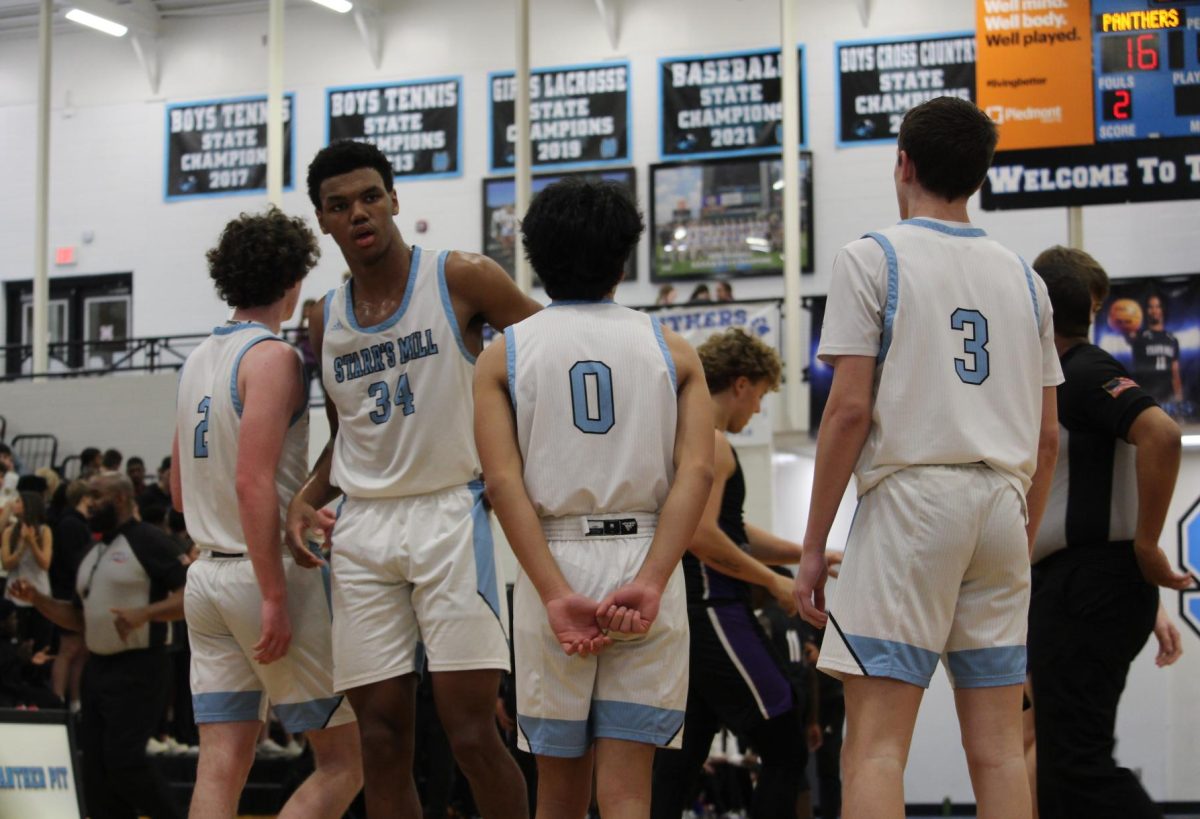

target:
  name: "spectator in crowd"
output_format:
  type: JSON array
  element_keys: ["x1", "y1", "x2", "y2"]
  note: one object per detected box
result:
[
  {"x1": 101, "y1": 449, "x2": 124, "y2": 475},
  {"x1": 689, "y1": 283, "x2": 712, "y2": 303},
  {"x1": 50, "y1": 479, "x2": 92, "y2": 712},
  {"x1": 16, "y1": 473, "x2": 48, "y2": 497},
  {"x1": 715, "y1": 280, "x2": 734, "y2": 302},
  {"x1": 127, "y1": 456, "x2": 147, "y2": 498},
  {"x1": 0, "y1": 598, "x2": 61, "y2": 709},
  {"x1": 34, "y1": 467, "x2": 60, "y2": 505},
  {"x1": 655, "y1": 284, "x2": 677, "y2": 306},
  {"x1": 2, "y1": 491, "x2": 54, "y2": 649},
  {"x1": 79, "y1": 448, "x2": 103, "y2": 479},
  {"x1": 10, "y1": 473, "x2": 187, "y2": 819},
  {"x1": 139, "y1": 457, "x2": 172, "y2": 512},
  {"x1": 294, "y1": 297, "x2": 320, "y2": 389},
  {"x1": 0, "y1": 444, "x2": 19, "y2": 519}
]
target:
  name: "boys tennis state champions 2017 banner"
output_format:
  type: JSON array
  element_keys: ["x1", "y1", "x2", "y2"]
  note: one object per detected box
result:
[
  {"x1": 165, "y1": 95, "x2": 294, "y2": 201},
  {"x1": 326, "y1": 77, "x2": 462, "y2": 180},
  {"x1": 489, "y1": 62, "x2": 630, "y2": 172}
]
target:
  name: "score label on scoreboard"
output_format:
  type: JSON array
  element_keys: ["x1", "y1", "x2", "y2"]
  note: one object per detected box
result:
[{"x1": 1094, "y1": 1, "x2": 1200, "y2": 140}]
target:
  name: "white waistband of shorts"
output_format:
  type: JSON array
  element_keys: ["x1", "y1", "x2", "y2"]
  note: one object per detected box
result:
[{"x1": 540, "y1": 512, "x2": 658, "y2": 540}]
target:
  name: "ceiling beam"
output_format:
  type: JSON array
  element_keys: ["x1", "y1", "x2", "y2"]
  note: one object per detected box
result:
[
  {"x1": 352, "y1": 0, "x2": 383, "y2": 70},
  {"x1": 854, "y1": 0, "x2": 870, "y2": 27},
  {"x1": 594, "y1": 0, "x2": 619, "y2": 50}
]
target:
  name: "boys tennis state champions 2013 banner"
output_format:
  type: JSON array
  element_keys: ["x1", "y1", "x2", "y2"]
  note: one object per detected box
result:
[
  {"x1": 165, "y1": 95, "x2": 294, "y2": 201},
  {"x1": 326, "y1": 77, "x2": 462, "y2": 180},
  {"x1": 489, "y1": 62, "x2": 630, "y2": 172}
]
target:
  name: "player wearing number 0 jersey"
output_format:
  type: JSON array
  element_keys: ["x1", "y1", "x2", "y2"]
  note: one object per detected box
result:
[
  {"x1": 794, "y1": 98, "x2": 1063, "y2": 819},
  {"x1": 475, "y1": 178, "x2": 714, "y2": 819},
  {"x1": 289, "y1": 140, "x2": 539, "y2": 819},
  {"x1": 173, "y1": 207, "x2": 361, "y2": 819}
]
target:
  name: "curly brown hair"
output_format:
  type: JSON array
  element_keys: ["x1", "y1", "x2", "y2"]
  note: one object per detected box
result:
[
  {"x1": 697, "y1": 328, "x2": 782, "y2": 394},
  {"x1": 206, "y1": 206, "x2": 320, "y2": 308}
]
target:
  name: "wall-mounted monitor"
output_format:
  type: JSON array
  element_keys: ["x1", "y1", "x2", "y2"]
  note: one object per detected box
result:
[
  {"x1": 481, "y1": 167, "x2": 638, "y2": 287},
  {"x1": 649, "y1": 152, "x2": 813, "y2": 283}
]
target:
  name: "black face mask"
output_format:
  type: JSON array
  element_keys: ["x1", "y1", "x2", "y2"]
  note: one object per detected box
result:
[{"x1": 88, "y1": 503, "x2": 120, "y2": 535}]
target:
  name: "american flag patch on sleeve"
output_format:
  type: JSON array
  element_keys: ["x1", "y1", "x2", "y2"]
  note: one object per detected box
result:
[{"x1": 1103, "y1": 377, "x2": 1138, "y2": 398}]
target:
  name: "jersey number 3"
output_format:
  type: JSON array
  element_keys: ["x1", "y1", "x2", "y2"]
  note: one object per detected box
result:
[
  {"x1": 951, "y1": 309, "x2": 990, "y2": 385},
  {"x1": 570, "y1": 361, "x2": 614, "y2": 434}
]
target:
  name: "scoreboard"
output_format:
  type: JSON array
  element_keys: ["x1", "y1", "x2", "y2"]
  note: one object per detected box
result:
[{"x1": 1094, "y1": 0, "x2": 1200, "y2": 140}]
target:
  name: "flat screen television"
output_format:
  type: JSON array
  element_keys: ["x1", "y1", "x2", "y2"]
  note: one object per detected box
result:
[
  {"x1": 481, "y1": 167, "x2": 638, "y2": 286},
  {"x1": 650, "y1": 152, "x2": 813, "y2": 282}
]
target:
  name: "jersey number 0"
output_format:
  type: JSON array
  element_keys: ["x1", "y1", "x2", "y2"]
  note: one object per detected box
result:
[{"x1": 569, "y1": 361, "x2": 614, "y2": 434}]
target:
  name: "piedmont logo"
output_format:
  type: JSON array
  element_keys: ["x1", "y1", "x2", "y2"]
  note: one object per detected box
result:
[{"x1": 1174, "y1": 497, "x2": 1200, "y2": 639}]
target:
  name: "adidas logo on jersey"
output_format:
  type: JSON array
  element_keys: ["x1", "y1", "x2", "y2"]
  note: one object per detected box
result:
[{"x1": 328, "y1": 318, "x2": 344, "y2": 332}]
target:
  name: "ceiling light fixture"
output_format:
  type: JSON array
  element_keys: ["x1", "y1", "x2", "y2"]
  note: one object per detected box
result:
[
  {"x1": 65, "y1": 8, "x2": 128, "y2": 36},
  {"x1": 309, "y1": 0, "x2": 354, "y2": 12}
]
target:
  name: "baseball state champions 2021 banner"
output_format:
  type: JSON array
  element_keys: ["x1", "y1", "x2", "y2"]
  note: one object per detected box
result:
[
  {"x1": 489, "y1": 61, "x2": 630, "y2": 172},
  {"x1": 165, "y1": 94, "x2": 294, "y2": 201},
  {"x1": 834, "y1": 32, "x2": 976, "y2": 146},
  {"x1": 659, "y1": 47, "x2": 806, "y2": 160},
  {"x1": 326, "y1": 77, "x2": 462, "y2": 180}
]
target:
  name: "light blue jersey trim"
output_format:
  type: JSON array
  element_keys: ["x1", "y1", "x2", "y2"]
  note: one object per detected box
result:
[
  {"x1": 946, "y1": 646, "x2": 1026, "y2": 689},
  {"x1": 212, "y1": 321, "x2": 271, "y2": 337},
  {"x1": 230, "y1": 335, "x2": 281, "y2": 416},
  {"x1": 323, "y1": 288, "x2": 335, "y2": 329},
  {"x1": 345, "y1": 246, "x2": 422, "y2": 333},
  {"x1": 900, "y1": 218, "x2": 987, "y2": 238},
  {"x1": 650, "y1": 316, "x2": 677, "y2": 392},
  {"x1": 863, "y1": 232, "x2": 899, "y2": 363},
  {"x1": 1019, "y1": 257, "x2": 1041, "y2": 327},
  {"x1": 469, "y1": 480, "x2": 502, "y2": 622},
  {"x1": 593, "y1": 700, "x2": 685, "y2": 747},
  {"x1": 193, "y1": 690, "x2": 262, "y2": 724},
  {"x1": 504, "y1": 326, "x2": 518, "y2": 413},
  {"x1": 436, "y1": 250, "x2": 475, "y2": 363},
  {"x1": 840, "y1": 631, "x2": 940, "y2": 688},
  {"x1": 517, "y1": 715, "x2": 589, "y2": 758},
  {"x1": 274, "y1": 696, "x2": 344, "y2": 732}
]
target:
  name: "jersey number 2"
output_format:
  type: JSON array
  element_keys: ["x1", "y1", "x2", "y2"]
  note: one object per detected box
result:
[
  {"x1": 951, "y1": 309, "x2": 990, "y2": 385},
  {"x1": 194, "y1": 396, "x2": 212, "y2": 458},
  {"x1": 569, "y1": 361, "x2": 614, "y2": 434},
  {"x1": 368, "y1": 373, "x2": 415, "y2": 424}
]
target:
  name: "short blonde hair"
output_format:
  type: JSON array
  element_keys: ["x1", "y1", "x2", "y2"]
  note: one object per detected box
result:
[{"x1": 696, "y1": 328, "x2": 782, "y2": 394}]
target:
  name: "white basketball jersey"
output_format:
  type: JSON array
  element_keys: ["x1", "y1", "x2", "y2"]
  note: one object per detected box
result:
[
  {"x1": 323, "y1": 247, "x2": 480, "y2": 499},
  {"x1": 818, "y1": 218, "x2": 1062, "y2": 501},
  {"x1": 506, "y1": 301, "x2": 677, "y2": 519},
  {"x1": 177, "y1": 323, "x2": 309, "y2": 554}
]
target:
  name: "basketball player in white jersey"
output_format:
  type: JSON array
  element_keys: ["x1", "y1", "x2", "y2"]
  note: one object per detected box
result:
[
  {"x1": 287, "y1": 140, "x2": 539, "y2": 819},
  {"x1": 475, "y1": 178, "x2": 714, "y2": 818},
  {"x1": 793, "y1": 97, "x2": 1062, "y2": 819},
  {"x1": 173, "y1": 207, "x2": 362, "y2": 818}
]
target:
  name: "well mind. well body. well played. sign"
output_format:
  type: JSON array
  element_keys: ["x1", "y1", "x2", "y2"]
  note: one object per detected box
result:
[
  {"x1": 165, "y1": 95, "x2": 294, "y2": 201},
  {"x1": 489, "y1": 62, "x2": 630, "y2": 172},
  {"x1": 326, "y1": 77, "x2": 462, "y2": 180},
  {"x1": 659, "y1": 47, "x2": 806, "y2": 160}
]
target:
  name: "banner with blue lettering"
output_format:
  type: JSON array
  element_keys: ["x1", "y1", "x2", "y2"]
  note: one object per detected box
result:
[
  {"x1": 659, "y1": 47, "x2": 806, "y2": 160},
  {"x1": 653, "y1": 300, "x2": 781, "y2": 444},
  {"x1": 165, "y1": 95, "x2": 294, "y2": 201},
  {"x1": 326, "y1": 77, "x2": 462, "y2": 180},
  {"x1": 488, "y1": 62, "x2": 630, "y2": 172},
  {"x1": 0, "y1": 715, "x2": 82, "y2": 818},
  {"x1": 1176, "y1": 495, "x2": 1200, "y2": 640},
  {"x1": 834, "y1": 32, "x2": 975, "y2": 146}
]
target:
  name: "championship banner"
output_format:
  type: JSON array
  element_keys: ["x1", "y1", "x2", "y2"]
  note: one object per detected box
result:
[
  {"x1": 653, "y1": 300, "x2": 781, "y2": 444},
  {"x1": 659, "y1": 47, "x2": 806, "y2": 160},
  {"x1": 975, "y1": 0, "x2": 1094, "y2": 150},
  {"x1": 981, "y1": 136, "x2": 1200, "y2": 209},
  {"x1": 488, "y1": 61, "x2": 630, "y2": 172},
  {"x1": 165, "y1": 94, "x2": 294, "y2": 201},
  {"x1": 835, "y1": 33, "x2": 976, "y2": 146},
  {"x1": 326, "y1": 77, "x2": 462, "y2": 180}
]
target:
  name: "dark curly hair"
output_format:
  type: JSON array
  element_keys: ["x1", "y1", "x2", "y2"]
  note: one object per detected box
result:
[
  {"x1": 206, "y1": 206, "x2": 320, "y2": 308},
  {"x1": 897, "y1": 96, "x2": 998, "y2": 202},
  {"x1": 521, "y1": 178, "x2": 643, "y2": 301},
  {"x1": 307, "y1": 140, "x2": 394, "y2": 210}
]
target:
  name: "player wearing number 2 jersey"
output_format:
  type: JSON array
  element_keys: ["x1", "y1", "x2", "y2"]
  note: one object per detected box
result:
[
  {"x1": 794, "y1": 97, "x2": 1063, "y2": 819},
  {"x1": 475, "y1": 179, "x2": 713, "y2": 819},
  {"x1": 287, "y1": 141, "x2": 540, "y2": 819}
]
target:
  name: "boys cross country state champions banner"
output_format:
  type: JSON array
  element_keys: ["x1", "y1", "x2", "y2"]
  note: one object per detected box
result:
[{"x1": 326, "y1": 77, "x2": 463, "y2": 180}]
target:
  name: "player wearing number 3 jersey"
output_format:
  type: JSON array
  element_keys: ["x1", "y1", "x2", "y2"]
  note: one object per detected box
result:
[
  {"x1": 793, "y1": 97, "x2": 1063, "y2": 819},
  {"x1": 288, "y1": 140, "x2": 540, "y2": 819}
]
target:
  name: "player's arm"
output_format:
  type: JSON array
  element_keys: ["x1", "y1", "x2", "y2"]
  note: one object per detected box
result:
[
  {"x1": 1171, "y1": 358, "x2": 1183, "y2": 403},
  {"x1": 794, "y1": 354, "x2": 875, "y2": 627},
  {"x1": 474, "y1": 339, "x2": 609, "y2": 657},
  {"x1": 1024, "y1": 386, "x2": 1059, "y2": 550},
  {"x1": 6, "y1": 579, "x2": 84, "y2": 633},
  {"x1": 170, "y1": 433, "x2": 184, "y2": 513},
  {"x1": 600, "y1": 331, "x2": 714, "y2": 633},
  {"x1": 743, "y1": 524, "x2": 804, "y2": 565},
  {"x1": 287, "y1": 295, "x2": 340, "y2": 555},
  {"x1": 1126, "y1": 405, "x2": 1193, "y2": 590},
  {"x1": 237, "y1": 340, "x2": 308, "y2": 663},
  {"x1": 446, "y1": 251, "x2": 541, "y2": 337},
  {"x1": 690, "y1": 432, "x2": 795, "y2": 611}
]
